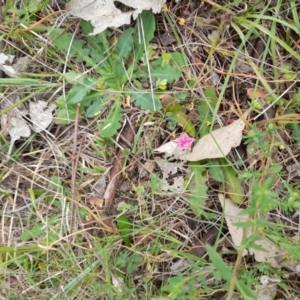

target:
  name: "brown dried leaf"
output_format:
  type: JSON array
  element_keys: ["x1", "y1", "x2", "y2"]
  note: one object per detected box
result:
[{"x1": 247, "y1": 88, "x2": 267, "y2": 99}]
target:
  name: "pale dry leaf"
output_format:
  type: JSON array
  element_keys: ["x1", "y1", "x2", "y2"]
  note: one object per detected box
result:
[
  {"x1": 1, "y1": 106, "x2": 31, "y2": 158},
  {"x1": 67, "y1": 0, "x2": 166, "y2": 35},
  {"x1": 218, "y1": 194, "x2": 248, "y2": 256},
  {"x1": 154, "y1": 141, "x2": 178, "y2": 156},
  {"x1": 13, "y1": 56, "x2": 31, "y2": 73},
  {"x1": 111, "y1": 274, "x2": 124, "y2": 293},
  {"x1": 90, "y1": 175, "x2": 107, "y2": 199},
  {"x1": 3, "y1": 108, "x2": 31, "y2": 142},
  {"x1": 257, "y1": 275, "x2": 280, "y2": 300},
  {"x1": 29, "y1": 100, "x2": 56, "y2": 133},
  {"x1": 0, "y1": 53, "x2": 17, "y2": 77},
  {"x1": 179, "y1": 118, "x2": 246, "y2": 161},
  {"x1": 218, "y1": 194, "x2": 281, "y2": 268}
]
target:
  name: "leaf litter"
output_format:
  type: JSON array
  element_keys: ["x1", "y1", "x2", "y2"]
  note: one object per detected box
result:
[
  {"x1": 3, "y1": 0, "x2": 300, "y2": 298},
  {"x1": 218, "y1": 194, "x2": 282, "y2": 268},
  {"x1": 67, "y1": 0, "x2": 167, "y2": 35}
]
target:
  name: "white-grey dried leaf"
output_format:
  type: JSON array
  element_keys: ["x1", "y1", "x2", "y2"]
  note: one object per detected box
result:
[
  {"x1": 67, "y1": 0, "x2": 167, "y2": 35},
  {"x1": 29, "y1": 100, "x2": 56, "y2": 132},
  {"x1": 2, "y1": 107, "x2": 30, "y2": 142},
  {"x1": 0, "y1": 53, "x2": 17, "y2": 77}
]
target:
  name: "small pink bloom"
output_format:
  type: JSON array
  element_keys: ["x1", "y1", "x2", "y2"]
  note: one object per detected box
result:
[{"x1": 176, "y1": 133, "x2": 195, "y2": 150}]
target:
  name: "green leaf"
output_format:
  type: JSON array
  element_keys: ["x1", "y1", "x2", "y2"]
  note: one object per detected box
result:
[
  {"x1": 208, "y1": 164, "x2": 224, "y2": 182},
  {"x1": 133, "y1": 93, "x2": 161, "y2": 111},
  {"x1": 116, "y1": 215, "x2": 131, "y2": 247},
  {"x1": 267, "y1": 164, "x2": 283, "y2": 174},
  {"x1": 20, "y1": 215, "x2": 58, "y2": 241},
  {"x1": 170, "y1": 52, "x2": 187, "y2": 68},
  {"x1": 20, "y1": 224, "x2": 44, "y2": 241},
  {"x1": 186, "y1": 164, "x2": 208, "y2": 216},
  {"x1": 150, "y1": 65, "x2": 182, "y2": 82},
  {"x1": 236, "y1": 281, "x2": 256, "y2": 299},
  {"x1": 221, "y1": 160, "x2": 244, "y2": 204},
  {"x1": 116, "y1": 28, "x2": 134, "y2": 59},
  {"x1": 133, "y1": 10, "x2": 156, "y2": 61},
  {"x1": 66, "y1": 78, "x2": 95, "y2": 104},
  {"x1": 198, "y1": 87, "x2": 218, "y2": 137},
  {"x1": 55, "y1": 108, "x2": 76, "y2": 124},
  {"x1": 206, "y1": 244, "x2": 232, "y2": 280},
  {"x1": 86, "y1": 95, "x2": 109, "y2": 118},
  {"x1": 98, "y1": 101, "x2": 122, "y2": 137}
]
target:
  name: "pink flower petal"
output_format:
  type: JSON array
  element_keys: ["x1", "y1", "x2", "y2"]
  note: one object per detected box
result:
[{"x1": 176, "y1": 133, "x2": 195, "y2": 150}]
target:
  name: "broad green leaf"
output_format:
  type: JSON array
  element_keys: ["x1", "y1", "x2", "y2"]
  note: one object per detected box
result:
[
  {"x1": 221, "y1": 159, "x2": 244, "y2": 204},
  {"x1": 21, "y1": 224, "x2": 44, "y2": 241},
  {"x1": 98, "y1": 101, "x2": 122, "y2": 137},
  {"x1": 86, "y1": 95, "x2": 109, "y2": 118},
  {"x1": 116, "y1": 215, "x2": 131, "y2": 247},
  {"x1": 49, "y1": 28, "x2": 97, "y2": 67},
  {"x1": 133, "y1": 93, "x2": 161, "y2": 111},
  {"x1": 206, "y1": 244, "x2": 232, "y2": 280},
  {"x1": 170, "y1": 52, "x2": 188, "y2": 68},
  {"x1": 133, "y1": 10, "x2": 155, "y2": 60},
  {"x1": 173, "y1": 111, "x2": 196, "y2": 137},
  {"x1": 267, "y1": 164, "x2": 283, "y2": 174},
  {"x1": 208, "y1": 164, "x2": 224, "y2": 182},
  {"x1": 150, "y1": 65, "x2": 182, "y2": 82},
  {"x1": 55, "y1": 107, "x2": 77, "y2": 125},
  {"x1": 116, "y1": 28, "x2": 134, "y2": 59},
  {"x1": 186, "y1": 164, "x2": 208, "y2": 216},
  {"x1": 66, "y1": 78, "x2": 95, "y2": 104},
  {"x1": 20, "y1": 215, "x2": 58, "y2": 241}
]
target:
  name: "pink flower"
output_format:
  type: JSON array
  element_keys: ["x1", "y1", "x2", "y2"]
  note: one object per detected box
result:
[{"x1": 176, "y1": 133, "x2": 195, "y2": 150}]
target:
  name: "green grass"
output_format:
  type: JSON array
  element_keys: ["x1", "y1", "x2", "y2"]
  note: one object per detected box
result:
[{"x1": 0, "y1": 0, "x2": 300, "y2": 299}]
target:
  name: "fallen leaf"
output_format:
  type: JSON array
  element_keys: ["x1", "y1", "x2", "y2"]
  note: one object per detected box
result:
[
  {"x1": 218, "y1": 194, "x2": 248, "y2": 256},
  {"x1": 218, "y1": 194, "x2": 281, "y2": 268},
  {"x1": 29, "y1": 100, "x2": 56, "y2": 133},
  {"x1": 154, "y1": 140, "x2": 181, "y2": 157},
  {"x1": 247, "y1": 87, "x2": 267, "y2": 99},
  {"x1": 156, "y1": 158, "x2": 188, "y2": 192},
  {"x1": 89, "y1": 198, "x2": 104, "y2": 208},
  {"x1": 0, "y1": 53, "x2": 16, "y2": 77},
  {"x1": 178, "y1": 118, "x2": 246, "y2": 161},
  {"x1": 257, "y1": 275, "x2": 280, "y2": 300},
  {"x1": 67, "y1": 0, "x2": 167, "y2": 35},
  {"x1": 6, "y1": 108, "x2": 31, "y2": 142}
]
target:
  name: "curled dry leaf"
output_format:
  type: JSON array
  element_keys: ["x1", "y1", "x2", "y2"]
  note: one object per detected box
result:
[
  {"x1": 179, "y1": 118, "x2": 246, "y2": 161},
  {"x1": 67, "y1": 0, "x2": 167, "y2": 35},
  {"x1": 218, "y1": 194, "x2": 281, "y2": 268}
]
